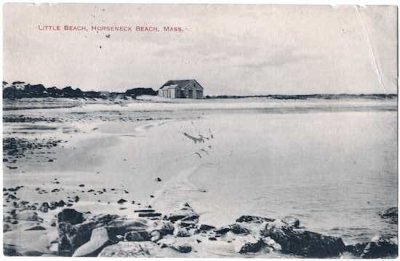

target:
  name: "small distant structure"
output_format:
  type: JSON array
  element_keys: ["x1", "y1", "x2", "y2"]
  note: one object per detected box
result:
[{"x1": 158, "y1": 79, "x2": 204, "y2": 99}]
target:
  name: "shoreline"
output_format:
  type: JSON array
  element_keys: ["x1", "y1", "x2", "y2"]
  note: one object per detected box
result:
[
  {"x1": 3, "y1": 98, "x2": 398, "y2": 257},
  {"x1": 3, "y1": 193, "x2": 398, "y2": 258}
]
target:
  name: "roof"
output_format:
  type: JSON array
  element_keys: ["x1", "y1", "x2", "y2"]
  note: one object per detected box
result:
[{"x1": 160, "y1": 79, "x2": 203, "y2": 90}]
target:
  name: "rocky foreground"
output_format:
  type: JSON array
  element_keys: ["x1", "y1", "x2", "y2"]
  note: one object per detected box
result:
[{"x1": 3, "y1": 198, "x2": 398, "y2": 258}]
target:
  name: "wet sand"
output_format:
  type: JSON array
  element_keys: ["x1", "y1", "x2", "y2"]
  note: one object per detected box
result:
[{"x1": 3, "y1": 97, "x2": 398, "y2": 257}]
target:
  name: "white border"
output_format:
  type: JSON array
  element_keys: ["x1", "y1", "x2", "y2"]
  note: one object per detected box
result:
[{"x1": 0, "y1": 1, "x2": 398, "y2": 261}]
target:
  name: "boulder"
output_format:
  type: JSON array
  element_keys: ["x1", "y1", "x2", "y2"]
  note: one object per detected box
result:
[
  {"x1": 199, "y1": 224, "x2": 216, "y2": 231},
  {"x1": 106, "y1": 219, "x2": 149, "y2": 239},
  {"x1": 281, "y1": 216, "x2": 300, "y2": 228},
  {"x1": 262, "y1": 236, "x2": 282, "y2": 251},
  {"x1": 345, "y1": 237, "x2": 398, "y2": 258},
  {"x1": 167, "y1": 203, "x2": 199, "y2": 223},
  {"x1": 174, "y1": 227, "x2": 191, "y2": 237},
  {"x1": 124, "y1": 230, "x2": 150, "y2": 242},
  {"x1": 57, "y1": 214, "x2": 123, "y2": 256},
  {"x1": 16, "y1": 210, "x2": 43, "y2": 222},
  {"x1": 58, "y1": 221, "x2": 95, "y2": 256},
  {"x1": 57, "y1": 209, "x2": 84, "y2": 225},
  {"x1": 234, "y1": 235, "x2": 265, "y2": 254},
  {"x1": 158, "y1": 237, "x2": 176, "y2": 248},
  {"x1": 4, "y1": 230, "x2": 53, "y2": 256},
  {"x1": 138, "y1": 212, "x2": 162, "y2": 218},
  {"x1": 72, "y1": 227, "x2": 110, "y2": 257},
  {"x1": 170, "y1": 243, "x2": 192, "y2": 253},
  {"x1": 150, "y1": 230, "x2": 162, "y2": 242},
  {"x1": 179, "y1": 220, "x2": 198, "y2": 228},
  {"x1": 4, "y1": 223, "x2": 12, "y2": 233},
  {"x1": 3, "y1": 244, "x2": 23, "y2": 256},
  {"x1": 158, "y1": 221, "x2": 175, "y2": 235},
  {"x1": 117, "y1": 199, "x2": 127, "y2": 204},
  {"x1": 380, "y1": 207, "x2": 398, "y2": 224},
  {"x1": 98, "y1": 242, "x2": 150, "y2": 257},
  {"x1": 262, "y1": 220, "x2": 345, "y2": 257},
  {"x1": 229, "y1": 223, "x2": 250, "y2": 235},
  {"x1": 236, "y1": 215, "x2": 275, "y2": 224},
  {"x1": 215, "y1": 226, "x2": 231, "y2": 235}
]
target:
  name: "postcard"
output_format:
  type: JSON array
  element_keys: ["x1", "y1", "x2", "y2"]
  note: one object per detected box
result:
[{"x1": 2, "y1": 3, "x2": 398, "y2": 258}]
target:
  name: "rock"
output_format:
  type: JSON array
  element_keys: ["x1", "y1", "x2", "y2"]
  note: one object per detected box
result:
[
  {"x1": 345, "y1": 237, "x2": 398, "y2": 258},
  {"x1": 236, "y1": 215, "x2": 275, "y2": 223},
  {"x1": 4, "y1": 229, "x2": 53, "y2": 256},
  {"x1": 4, "y1": 223, "x2": 12, "y2": 232},
  {"x1": 25, "y1": 225, "x2": 46, "y2": 231},
  {"x1": 39, "y1": 202, "x2": 49, "y2": 212},
  {"x1": 234, "y1": 235, "x2": 265, "y2": 254},
  {"x1": 158, "y1": 237, "x2": 176, "y2": 248},
  {"x1": 124, "y1": 230, "x2": 150, "y2": 241},
  {"x1": 4, "y1": 244, "x2": 23, "y2": 256},
  {"x1": 199, "y1": 224, "x2": 216, "y2": 231},
  {"x1": 215, "y1": 226, "x2": 231, "y2": 235},
  {"x1": 56, "y1": 200, "x2": 66, "y2": 207},
  {"x1": 17, "y1": 210, "x2": 43, "y2": 222},
  {"x1": 57, "y1": 209, "x2": 84, "y2": 225},
  {"x1": 72, "y1": 227, "x2": 110, "y2": 257},
  {"x1": 150, "y1": 230, "x2": 161, "y2": 242},
  {"x1": 262, "y1": 236, "x2": 282, "y2": 251},
  {"x1": 155, "y1": 177, "x2": 162, "y2": 182},
  {"x1": 117, "y1": 199, "x2": 127, "y2": 204},
  {"x1": 98, "y1": 242, "x2": 150, "y2": 257},
  {"x1": 158, "y1": 221, "x2": 175, "y2": 235},
  {"x1": 138, "y1": 212, "x2": 162, "y2": 218},
  {"x1": 134, "y1": 209, "x2": 155, "y2": 213},
  {"x1": 167, "y1": 203, "x2": 199, "y2": 223},
  {"x1": 180, "y1": 220, "x2": 198, "y2": 228},
  {"x1": 170, "y1": 243, "x2": 192, "y2": 253},
  {"x1": 57, "y1": 215, "x2": 121, "y2": 256},
  {"x1": 58, "y1": 222, "x2": 94, "y2": 256},
  {"x1": 262, "y1": 221, "x2": 345, "y2": 257},
  {"x1": 229, "y1": 223, "x2": 250, "y2": 235},
  {"x1": 281, "y1": 216, "x2": 300, "y2": 228},
  {"x1": 380, "y1": 207, "x2": 398, "y2": 224},
  {"x1": 106, "y1": 218, "x2": 149, "y2": 239},
  {"x1": 174, "y1": 227, "x2": 191, "y2": 237}
]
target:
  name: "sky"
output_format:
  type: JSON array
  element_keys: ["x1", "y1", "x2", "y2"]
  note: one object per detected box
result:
[{"x1": 3, "y1": 4, "x2": 398, "y2": 95}]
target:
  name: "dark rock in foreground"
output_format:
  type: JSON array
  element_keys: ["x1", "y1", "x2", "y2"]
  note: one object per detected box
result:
[
  {"x1": 166, "y1": 203, "x2": 199, "y2": 223},
  {"x1": 6, "y1": 203, "x2": 397, "y2": 258},
  {"x1": 261, "y1": 220, "x2": 346, "y2": 258},
  {"x1": 345, "y1": 237, "x2": 398, "y2": 258},
  {"x1": 380, "y1": 207, "x2": 398, "y2": 224},
  {"x1": 57, "y1": 208, "x2": 84, "y2": 225},
  {"x1": 98, "y1": 242, "x2": 151, "y2": 257},
  {"x1": 72, "y1": 227, "x2": 110, "y2": 257}
]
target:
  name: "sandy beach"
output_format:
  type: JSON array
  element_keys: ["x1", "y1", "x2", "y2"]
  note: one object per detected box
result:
[{"x1": 2, "y1": 97, "x2": 397, "y2": 257}]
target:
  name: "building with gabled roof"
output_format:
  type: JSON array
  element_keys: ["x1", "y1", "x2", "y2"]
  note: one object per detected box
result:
[{"x1": 158, "y1": 79, "x2": 204, "y2": 99}]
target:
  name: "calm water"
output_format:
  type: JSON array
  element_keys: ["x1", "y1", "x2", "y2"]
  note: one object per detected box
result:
[
  {"x1": 188, "y1": 108, "x2": 397, "y2": 245},
  {"x1": 4, "y1": 98, "x2": 397, "y2": 246}
]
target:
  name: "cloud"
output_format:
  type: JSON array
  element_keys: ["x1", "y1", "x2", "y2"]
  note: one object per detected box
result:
[{"x1": 237, "y1": 47, "x2": 316, "y2": 70}]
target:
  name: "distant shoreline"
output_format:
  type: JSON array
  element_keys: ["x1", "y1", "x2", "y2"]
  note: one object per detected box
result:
[
  {"x1": 205, "y1": 93, "x2": 397, "y2": 100},
  {"x1": 2, "y1": 81, "x2": 397, "y2": 100}
]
